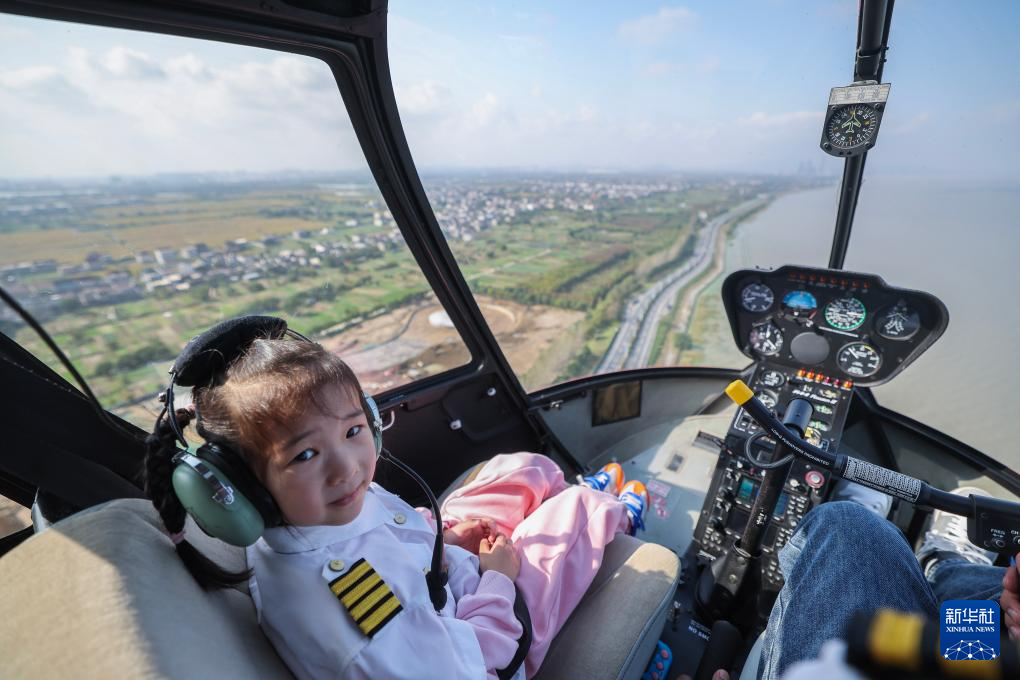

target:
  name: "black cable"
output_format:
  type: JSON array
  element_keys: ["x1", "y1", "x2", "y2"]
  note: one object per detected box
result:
[
  {"x1": 743, "y1": 432, "x2": 795, "y2": 469},
  {"x1": 0, "y1": 283, "x2": 140, "y2": 441},
  {"x1": 381, "y1": 447, "x2": 448, "y2": 612}
]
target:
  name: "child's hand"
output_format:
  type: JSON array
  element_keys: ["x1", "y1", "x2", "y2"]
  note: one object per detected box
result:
[
  {"x1": 478, "y1": 533, "x2": 520, "y2": 582},
  {"x1": 443, "y1": 518, "x2": 497, "y2": 555},
  {"x1": 1002, "y1": 553, "x2": 1020, "y2": 640}
]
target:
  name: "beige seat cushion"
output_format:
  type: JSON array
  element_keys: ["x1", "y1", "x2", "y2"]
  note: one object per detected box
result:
[
  {"x1": 535, "y1": 533, "x2": 680, "y2": 680},
  {"x1": 0, "y1": 498, "x2": 293, "y2": 680}
]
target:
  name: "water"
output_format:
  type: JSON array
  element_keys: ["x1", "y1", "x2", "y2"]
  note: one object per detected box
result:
[{"x1": 719, "y1": 178, "x2": 1020, "y2": 468}]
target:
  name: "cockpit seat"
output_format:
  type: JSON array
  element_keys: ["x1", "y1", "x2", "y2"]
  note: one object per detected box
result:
[
  {"x1": 0, "y1": 494, "x2": 678, "y2": 680},
  {"x1": 441, "y1": 462, "x2": 682, "y2": 680}
]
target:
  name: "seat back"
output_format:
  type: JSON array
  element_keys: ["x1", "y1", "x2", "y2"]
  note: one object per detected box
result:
[{"x1": 0, "y1": 499, "x2": 293, "y2": 680}]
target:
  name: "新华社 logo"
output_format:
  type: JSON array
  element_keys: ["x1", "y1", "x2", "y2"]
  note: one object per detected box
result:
[{"x1": 940, "y1": 600, "x2": 1000, "y2": 660}]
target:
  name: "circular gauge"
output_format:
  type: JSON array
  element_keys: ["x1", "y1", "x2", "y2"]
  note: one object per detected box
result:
[
  {"x1": 875, "y1": 302, "x2": 921, "y2": 340},
  {"x1": 749, "y1": 322, "x2": 784, "y2": 357},
  {"x1": 760, "y1": 370, "x2": 785, "y2": 388},
  {"x1": 824, "y1": 297, "x2": 866, "y2": 331},
  {"x1": 741, "y1": 283, "x2": 774, "y2": 313},
  {"x1": 781, "y1": 290, "x2": 818, "y2": 318},
  {"x1": 837, "y1": 342, "x2": 882, "y2": 378},
  {"x1": 757, "y1": 390, "x2": 779, "y2": 411},
  {"x1": 825, "y1": 104, "x2": 879, "y2": 151}
]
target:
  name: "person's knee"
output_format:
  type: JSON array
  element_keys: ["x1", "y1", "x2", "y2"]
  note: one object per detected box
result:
[{"x1": 801, "y1": 500, "x2": 902, "y2": 547}]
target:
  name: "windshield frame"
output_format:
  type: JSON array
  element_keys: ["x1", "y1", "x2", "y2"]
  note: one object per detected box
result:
[{"x1": 0, "y1": 0, "x2": 546, "y2": 416}]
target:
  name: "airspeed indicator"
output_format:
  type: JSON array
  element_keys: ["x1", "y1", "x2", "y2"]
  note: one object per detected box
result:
[{"x1": 824, "y1": 297, "x2": 866, "y2": 331}]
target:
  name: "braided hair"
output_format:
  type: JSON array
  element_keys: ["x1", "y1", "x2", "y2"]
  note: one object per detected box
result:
[{"x1": 143, "y1": 406, "x2": 251, "y2": 589}]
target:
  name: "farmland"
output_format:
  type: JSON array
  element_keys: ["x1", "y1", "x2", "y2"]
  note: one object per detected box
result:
[{"x1": 1, "y1": 172, "x2": 802, "y2": 428}]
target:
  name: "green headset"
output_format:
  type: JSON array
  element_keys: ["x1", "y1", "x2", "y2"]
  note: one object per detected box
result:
[{"x1": 162, "y1": 315, "x2": 383, "y2": 548}]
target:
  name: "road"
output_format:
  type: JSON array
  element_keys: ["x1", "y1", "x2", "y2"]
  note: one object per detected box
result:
[{"x1": 595, "y1": 197, "x2": 767, "y2": 373}]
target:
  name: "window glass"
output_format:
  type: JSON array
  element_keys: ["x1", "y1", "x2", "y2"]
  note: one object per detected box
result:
[
  {"x1": 840, "y1": 2, "x2": 1020, "y2": 463},
  {"x1": 0, "y1": 16, "x2": 471, "y2": 431},
  {"x1": 389, "y1": 3, "x2": 844, "y2": 391},
  {"x1": 389, "y1": 2, "x2": 1020, "y2": 467}
]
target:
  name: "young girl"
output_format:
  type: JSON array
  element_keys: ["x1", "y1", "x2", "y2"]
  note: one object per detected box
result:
[{"x1": 145, "y1": 333, "x2": 648, "y2": 680}]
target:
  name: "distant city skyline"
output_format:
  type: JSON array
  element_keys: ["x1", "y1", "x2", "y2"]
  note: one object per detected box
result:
[{"x1": 1, "y1": 2, "x2": 1018, "y2": 180}]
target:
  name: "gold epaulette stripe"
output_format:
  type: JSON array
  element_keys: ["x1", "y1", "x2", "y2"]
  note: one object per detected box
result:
[
  {"x1": 341, "y1": 572, "x2": 383, "y2": 608},
  {"x1": 327, "y1": 558, "x2": 403, "y2": 638}
]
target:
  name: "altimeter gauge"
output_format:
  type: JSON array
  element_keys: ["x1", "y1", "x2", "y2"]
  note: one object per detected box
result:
[
  {"x1": 837, "y1": 341, "x2": 881, "y2": 378},
  {"x1": 749, "y1": 321, "x2": 784, "y2": 357},
  {"x1": 824, "y1": 296, "x2": 866, "y2": 331},
  {"x1": 820, "y1": 82, "x2": 890, "y2": 158}
]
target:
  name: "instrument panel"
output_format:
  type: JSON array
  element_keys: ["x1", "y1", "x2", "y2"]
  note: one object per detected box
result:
[{"x1": 722, "y1": 265, "x2": 948, "y2": 386}]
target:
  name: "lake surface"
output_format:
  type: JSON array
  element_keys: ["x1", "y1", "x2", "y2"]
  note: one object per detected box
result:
[{"x1": 717, "y1": 178, "x2": 1020, "y2": 468}]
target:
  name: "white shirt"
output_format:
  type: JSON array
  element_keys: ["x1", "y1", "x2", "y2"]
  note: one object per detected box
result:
[{"x1": 248, "y1": 484, "x2": 523, "y2": 680}]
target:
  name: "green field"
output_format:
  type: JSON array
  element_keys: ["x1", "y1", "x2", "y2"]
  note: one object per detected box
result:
[{"x1": 1, "y1": 176, "x2": 792, "y2": 420}]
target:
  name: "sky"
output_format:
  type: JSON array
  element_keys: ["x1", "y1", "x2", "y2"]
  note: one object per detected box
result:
[{"x1": 1, "y1": 1, "x2": 1018, "y2": 180}]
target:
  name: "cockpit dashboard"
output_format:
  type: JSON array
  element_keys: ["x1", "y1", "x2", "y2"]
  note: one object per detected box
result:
[{"x1": 721, "y1": 265, "x2": 948, "y2": 387}]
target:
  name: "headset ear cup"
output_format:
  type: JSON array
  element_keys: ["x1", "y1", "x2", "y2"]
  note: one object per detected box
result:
[
  {"x1": 171, "y1": 454, "x2": 265, "y2": 547},
  {"x1": 363, "y1": 393, "x2": 383, "y2": 456}
]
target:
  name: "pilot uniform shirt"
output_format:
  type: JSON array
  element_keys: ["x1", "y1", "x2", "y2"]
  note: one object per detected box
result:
[{"x1": 247, "y1": 483, "x2": 524, "y2": 680}]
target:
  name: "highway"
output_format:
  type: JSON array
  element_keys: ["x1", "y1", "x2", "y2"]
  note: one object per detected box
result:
[{"x1": 595, "y1": 197, "x2": 767, "y2": 373}]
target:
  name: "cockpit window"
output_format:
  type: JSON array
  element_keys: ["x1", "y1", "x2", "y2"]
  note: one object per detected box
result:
[
  {"x1": 388, "y1": 3, "x2": 843, "y2": 391},
  {"x1": 389, "y1": 3, "x2": 1019, "y2": 466},
  {"x1": 0, "y1": 16, "x2": 472, "y2": 431}
]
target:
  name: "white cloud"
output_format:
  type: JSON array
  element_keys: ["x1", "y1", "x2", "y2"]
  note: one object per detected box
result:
[
  {"x1": 0, "y1": 46, "x2": 363, "y2": 177},
  {"x1": 396, "y1": 80, "x2": 451, "y2": 114},
  {"x1": 101, "y1": 47, "x2": 166, "y2": 79},
  {"x1": 468, "y1": 92, "x2": 501, "y2": 128},
  {"x1": 617, "y1": 7, "x2": 697, "y2": 46}
]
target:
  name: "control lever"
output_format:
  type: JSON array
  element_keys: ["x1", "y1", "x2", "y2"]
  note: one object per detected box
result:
[
  {"x1": 695, "y1": 399, "x2": 812, "y2": 622},
  {"x1": 739, "y1": 399, "x2": 812, "y2": 554},
  {"x1": 724, "y1": 380, "x2": 1020, "y2": 554}
]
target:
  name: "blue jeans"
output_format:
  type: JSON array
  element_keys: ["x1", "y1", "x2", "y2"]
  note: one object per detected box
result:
[{"x1": 757, "y1": 502, "x2": 1005, "y2": 680}]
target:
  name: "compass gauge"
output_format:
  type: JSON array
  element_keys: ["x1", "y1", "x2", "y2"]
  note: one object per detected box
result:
[
  {"x1": 741, "y1": 283, "x2": 774, "y2": 313},
  {"x1": 837, "y1": 342, "x2": 881, "y2": 378},
  {"x1": 749, "y1": 321, "x2": 784, "y2": 357},
  {"x1": 824, "y1": 297, "x2": 866, "y2": 331},
  {"x1": 825, "y1": 104, "x2": 879, "y2": 151}
]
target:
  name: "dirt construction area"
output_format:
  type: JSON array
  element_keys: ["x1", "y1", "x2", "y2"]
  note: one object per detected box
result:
[{"x1": 319, "y1": 296, "x2": 584, "y2": 392}]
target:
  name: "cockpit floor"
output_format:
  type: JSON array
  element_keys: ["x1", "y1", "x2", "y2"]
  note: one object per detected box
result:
[{"x1": 589, "y1": 409, "x2": 736, "y2": 556}]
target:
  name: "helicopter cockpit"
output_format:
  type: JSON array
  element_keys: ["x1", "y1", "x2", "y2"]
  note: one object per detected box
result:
[{"x1": 2, "y1": 1, "x2": 1020, "y2": 679}]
